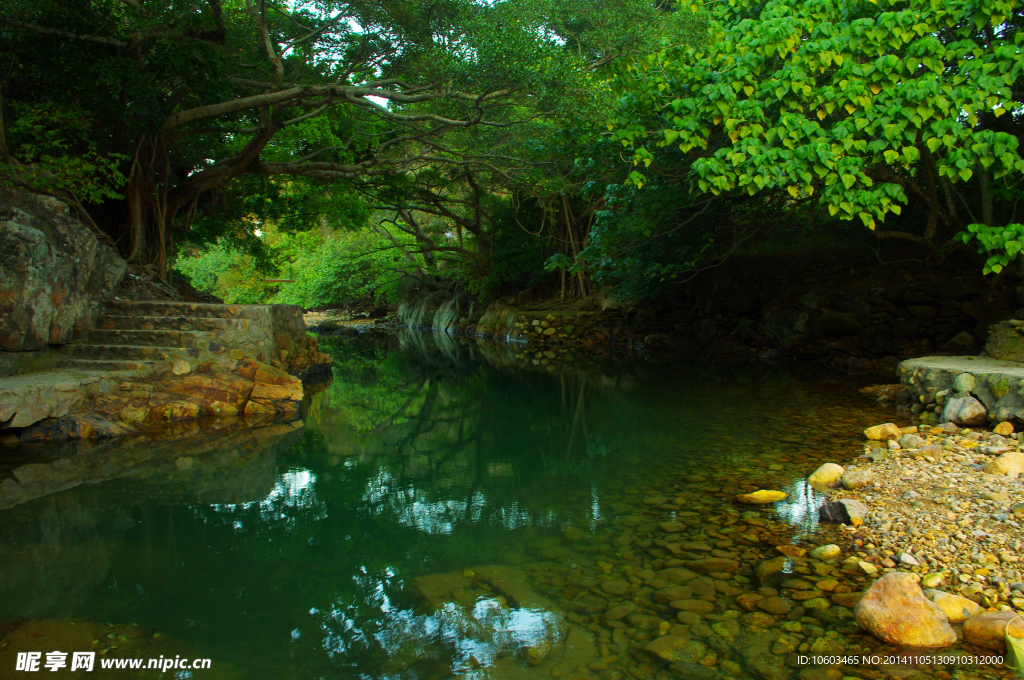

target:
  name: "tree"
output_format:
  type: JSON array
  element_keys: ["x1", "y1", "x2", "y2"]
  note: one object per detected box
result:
[
  {"x1": 610, "y1": 0, "x2": 1024, "y2": 271},
  {"x1": 0, "y1": 0, "x2": 589, "y2": 277}
]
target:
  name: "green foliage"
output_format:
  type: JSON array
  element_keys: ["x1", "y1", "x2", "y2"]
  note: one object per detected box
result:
[
  {"x1": 960, "y1": 223, "x2": 1024, "y2": 273},
  {"x1": 476, "y1": 219, "x2": 555, "y2": 297},
  {"x1": 609, "y1": 0, "x2": 1024, "y2": 246},
  {"x1": 1, "y1": 102, "x2": 127, "y2": 202},
  {"x1": 176, "y1": 223, "x2": 425, "y2": 308}
]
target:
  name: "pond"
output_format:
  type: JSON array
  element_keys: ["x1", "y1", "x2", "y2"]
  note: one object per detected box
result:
[{"x1": 0, "y1": 332, "x2": 1008, "y2": 679}]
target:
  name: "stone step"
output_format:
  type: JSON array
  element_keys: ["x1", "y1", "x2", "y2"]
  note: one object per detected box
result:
[
  {"x1": 87, "y1": 329, "x2": 213, "y2": 349},
  {"x1": 104, "y1": 300, "x2": 267, "y2": 320},
  {"x1": 54, "y1": 358, "x2": 157, "y2": 372},
  {"x1": 68, "y1": 344, "x2": 193, "y2": 361},
  {"x1": 95, "y1": 314, "x2": 245, "y2": 332}
]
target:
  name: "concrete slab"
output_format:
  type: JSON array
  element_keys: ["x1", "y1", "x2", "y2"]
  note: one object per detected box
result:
[{"x1": 899, "y1": 355, "x2": 1024, "y2": 424}]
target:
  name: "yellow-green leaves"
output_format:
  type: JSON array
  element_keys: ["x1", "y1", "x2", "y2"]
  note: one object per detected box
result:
[{"x1": 608, "y1": 0, "x2": 1024, "y2": 249}]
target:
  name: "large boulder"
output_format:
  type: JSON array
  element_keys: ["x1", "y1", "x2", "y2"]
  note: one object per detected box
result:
[
  {"x1": 942, "y1": 394, "x2": 988, "y2": 426},
  {"x1": 963, "y1": 611, "x2": 1024, "y2": 652},
  {"x1": 0, "y1": 190, "x2": 126, "y2": 351},
  {"x1": 983, "y1": 450, "x2": 1024, "y2": 477},
  {"x1": 937, "y1": 393, "x2": 987, "y2": 426},
  {"x1": 854, "y1": 573, "x2": 956, "y2": 648},
  {"x1": 985, "y1": 320, "x2": 1024, "y2": 362}
]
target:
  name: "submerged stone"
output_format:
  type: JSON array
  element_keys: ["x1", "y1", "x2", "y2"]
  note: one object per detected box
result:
[
  {"x1": 854, "y1": 572, "x2": 956, "y2": 648},
  {"x1": 735, "y1": 489, "x2": 787, "y2": 504}
]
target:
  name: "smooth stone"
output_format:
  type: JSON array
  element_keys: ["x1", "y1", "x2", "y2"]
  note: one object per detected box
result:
[
  {"x1": 943, "y1": 395, "x2": 987, "y2": 427},
  {"x1": 854, "y1": 572, "x2": 956, "y2": 648},
  {"x1": 899, "y1": 433, "x2": 926, "y2": 449},
  {"x1": 831, "y1": 592, "x2": 863, "y2": 608},
  {"x1": 776, "y1": 545, "x2": 806, "y2": 558},
  {"x1": 953, "y1": 373, "x2": 976, "y2": 392},
  {"x1": 735, "y1": 490, "x2": 787, "y2": 504},
  {"x1": 671, "y1": 599, "x2": 715, "y2": 615},
  {"x1": 601, "y1": 579, "x2": 630, "y2": 595},
  {"x1": 604, "y1": 605, "x2": 634, "y2": 621},
  {"x1": 864, "y1": 423, "x2": 902, "y2": 440},
  {"x1": 755, "y1": 556, "x2": 790, "y2": 588},
  {"x1": 963, "y1": 611, "x2": 1024, "y2": 652},
  {"x1": 736, "y1": 593, "x2": 764, "y2": 611},
  {"x1": 741, "y1": 612, "x2": 776, "y2": 628},
  {"x1": 655, "y1": 585, "x2": 694, "y2": 603},
  {"x1": 842, "y1": 469, "x2": 874, "y2": 490},
  {"x1": 711, "y1": 620, "x2": 740, "y2": 639},
  {"x1": 687, "y1": 577, "x2": 718, "y2": 598},
  {"x1": 676, "y1": 611, "x2": 701, "y2": 625},
  {"x1": 928, "y1": 591, "x2": 981, "y2": 623},
  {"x1": 899, "y1": 553, "x2": 920, "y2": 567},
  {"x1": 921, "y1": 572, "x2": 945, "y2": 588},
  {"x1": 756, "y1": 596, "x2": 792, "y2": 615},
  {"x1": 995, "y1": 421, "x2": 1015, "y2": 435},
  {"x1": 818, "y1": 499, "x2": 869, "y2": 526},
  {"x1": 809, "y1": 544, "x2": 841, "y2": 561},
  {"x1": 686, "y1": 558, "x2": 739, "y2": 574},
  {"x1": 808, "y1": 463, "x2": 845, "y2": 486},
  {"x1": 658, "y1": 567, "x2": 699, "y2": 584},
  {"x1": 643, "y1": 636, "x2": 707, "y2": 664},
  {"x1": 984, "y1": 450, "x2": 1024, "y2": 477}
]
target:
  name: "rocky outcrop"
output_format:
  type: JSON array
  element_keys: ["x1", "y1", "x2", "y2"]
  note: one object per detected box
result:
[
  {"x1": 854, "y1": 572, "x2": 957, "y2": 647},
  {"x1": 0, "y1": 298, "x2": 332, "y2": 443},
  {"x1": 985, "y1": 319, "x2": 1024, "y2": 362},
  {"x1": 2, "y1": 356, "x2": 306, "y2": 444},
  {"x1": 397, "y1": 290, "x2": 448, "y2": 329},
  {"x1": 0, "y1": 190, "x2": 126, "y2": 352}
]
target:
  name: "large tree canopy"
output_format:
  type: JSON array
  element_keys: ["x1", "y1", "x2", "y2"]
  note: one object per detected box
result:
[
  {"x1": 610, "y1": 0, "x2": 1024, "y2": 271},
  {"x1": 0, "y1": 0, "x2": 684, "y2": 278}
]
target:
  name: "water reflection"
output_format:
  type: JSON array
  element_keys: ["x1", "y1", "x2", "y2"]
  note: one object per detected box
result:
[{"x1": 0, "y1": 333, "x2": 911, "y2": 680}]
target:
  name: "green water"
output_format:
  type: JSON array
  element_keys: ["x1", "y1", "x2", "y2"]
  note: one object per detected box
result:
[{"x1": 0, "y1": 333, "x2": 1000, "y2": 679}]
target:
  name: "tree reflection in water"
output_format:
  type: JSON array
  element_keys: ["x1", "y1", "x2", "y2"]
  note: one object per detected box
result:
[{"x1": 0, "y1": 331, "x2": 898, "y2": 679}]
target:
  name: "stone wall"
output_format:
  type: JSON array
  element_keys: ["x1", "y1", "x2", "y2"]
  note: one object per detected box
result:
[
  {"x1": 898, "y1": 319, "x2": 1024, "y2": 426},
  {"x1": 0, "y1": 302, "x2": 332, "y2": 443},
  {"x1": 630, "y1": 251, "x2": 1017, "y2": 373},
  {"x1": 271, "y1": 304, "x2": 332, "y2": 379}
]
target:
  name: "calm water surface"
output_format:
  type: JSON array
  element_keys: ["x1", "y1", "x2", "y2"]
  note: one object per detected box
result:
[{"x1": 0, "y1": 333, "x2": 1006, "y2": 680}]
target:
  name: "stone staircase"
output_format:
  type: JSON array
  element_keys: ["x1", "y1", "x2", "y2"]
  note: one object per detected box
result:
[{"x1": 57, "y1": 300, "x2": 272, "y2": 372}]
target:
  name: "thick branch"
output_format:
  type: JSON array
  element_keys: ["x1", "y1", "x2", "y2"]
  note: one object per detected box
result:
[{"x1": 0, "y1": 15, "x2": 128, "y2": 47}]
